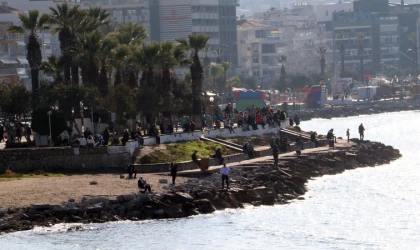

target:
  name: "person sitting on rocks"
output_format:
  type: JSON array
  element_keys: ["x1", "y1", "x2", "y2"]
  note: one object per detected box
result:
[
  {"x1": 128, "y1": 164, "x2": 137, "y2": 179},
  {"x1": 327, "y1": 129, "x2": 337, "y2": 143},
  {"x1": 310, "y1": 132, "x2": 319, "y2": 147},
  {"x1": 78, "y1": 135, "x2": 87, "y2": 147},
  {"x1": 212, "y1": 148, "x2": 224, "y2": 165},
  {"x1": 242, "y1": 142, "x2": 248, "y2": 154},
  {"x1": 138, "y1": 176, "x2": 151, "y2": 193},
  {"x1": 86, "y1": 135, "x2": 95, "y2": 147}
]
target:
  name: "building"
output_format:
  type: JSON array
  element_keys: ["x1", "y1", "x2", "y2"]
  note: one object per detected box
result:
[{"x1": 149, "y1": 0, "x2": 239, "y2": 66}]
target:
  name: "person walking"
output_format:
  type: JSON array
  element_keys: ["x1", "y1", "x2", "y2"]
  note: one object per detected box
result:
[
  {"x1": 358, "y1": 123, "x2": 365, "y2": 140},
  {"x1": 220, "y1": 163, "x2": 230, "y2": 190},
  {"x1": 170, "y1": 162, "x2": 178, "y2": 185},
  {"x1": 346, "y1": 129, "x2": 350, "y2": 142},
  {"x1": 102, "y1": 127, "x2": 110, "y2": 146}
]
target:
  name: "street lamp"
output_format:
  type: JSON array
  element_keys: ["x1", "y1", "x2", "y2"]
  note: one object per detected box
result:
[{"x1": 47, "y1": 111, "x2": 52, "y2": 147}]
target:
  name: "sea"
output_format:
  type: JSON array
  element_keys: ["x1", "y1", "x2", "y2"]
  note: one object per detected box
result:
[{"x1": 0, "y1": 111, "x2": 419, "y2": 250}]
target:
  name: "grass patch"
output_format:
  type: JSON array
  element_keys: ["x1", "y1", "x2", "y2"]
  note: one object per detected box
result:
[
  {"x1": 0, "y1": 169, "x2": 64, "y2": 182},
  {"x1": 139, "y1": 140, "x2": 235, "y2": 164},
  {"x1": 226, "y1": 134, "x2": 276, "y2": 147}
]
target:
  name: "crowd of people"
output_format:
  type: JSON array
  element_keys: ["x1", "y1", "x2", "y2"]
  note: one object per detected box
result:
[{"x1": 0, "y1": 123, "x2": 32, "y2": 144}]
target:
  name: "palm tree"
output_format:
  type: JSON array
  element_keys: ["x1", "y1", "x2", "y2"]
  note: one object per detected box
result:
[
  {"x1": 40, "y1": 55, "x2": 63, "y2": 83},
  {"x1": 221, "y1": 61, "x2": 231, "y2": 92},
  {"x1": 357, "y1": 33, "x2": 365, "y2": 84},
  {"x1": 113, "y1": 22, "x2": 147, "y2": 45},
  {"x1": 72, "y1": 31, "x2": 102, "y2": 86},
  {"x1": 8, "y1": 10, "x2": 49, "y2": 105},
  {"x1": 48, "y1": 2, "x2": 80, "y2": 84},
  {"x1": 176, "y1": 34, "x2": 210, "y2": 128},
  {"x1": 213, "y1": 48, "x2": 224, "y2": 63},
  {"x1": 336, "y1": 32, "x2": 345, "y2": 78},
  {"x1": 97, "y1": 36, "x2": 118, "y2": 96},
  {"x1": 138, "y1": 42, "x2": 161, "y2": 87},
  {"x1": 203, "y1": 45, "x2": 211, "y2": 67},
  {"x1": 317, "y1": 45, "x2": 327, "y2": 80},
  {"x1": 277, "y1": 55, "x2": 287, "y2": 90},
  {"x1": 110, "y1": 44, "x2": 129, "y2": 86}
]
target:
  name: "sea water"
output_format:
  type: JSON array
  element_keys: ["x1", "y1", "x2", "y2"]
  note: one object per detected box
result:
[{"x1": 1, "y1": 111, "x2": 419, "y2": 250}]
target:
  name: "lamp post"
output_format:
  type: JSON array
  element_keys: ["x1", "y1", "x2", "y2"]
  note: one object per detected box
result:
[
  {"x1": 47, "y1": 111, "x2": 52, "y2": 147},
  {"x1": 209, "y1": 96, "x2": 214, "y2": 129},
  {"x1": 90, "y1": 107, "x2": 94, "y2": 135}
]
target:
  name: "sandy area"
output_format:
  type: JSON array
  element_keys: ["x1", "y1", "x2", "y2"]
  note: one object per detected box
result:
[{"x1": 0, "y1": 173, "x2": 191, "y2": 208}]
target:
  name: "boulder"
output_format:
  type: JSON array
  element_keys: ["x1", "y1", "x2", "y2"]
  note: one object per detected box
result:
[
  {"x1": 0, "y1": 208, "x2": 8, "y2": 216},
  {"x1": 86, "y1": 203, "x2": 103, "y2": 214},
  {"x1": 153, "y1": 209, "x2": 165, "y2": 219},
  {"x1": 30, "y1": 204, "x2": 55, "y2": 210},
  {"x1": 117, "y1": 193, "x2": 137, "y2": 203},
  {"x1": 273, "y1": 181, "x2": 291, "y2": 194},
  {"x1": 84, "y1": 197, "x2": 110, "y2": 209},
  {"x1": 252, "y1": 187, "x2": 277, "y2": 205},
  {"x1": 30, "y1": 213, "x2": 45, "y2": 223},
  {"x1": 159, "y1": 179, "x2": 168, "y2": 184},
  {"x1": 193, "y1": 199, "x2": 216, "y2": 214},
  {"x1": 138, "y1": 193, "x2": 151, "y2": 204}
]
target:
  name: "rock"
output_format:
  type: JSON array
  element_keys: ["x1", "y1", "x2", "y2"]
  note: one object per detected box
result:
[
  {"x1": 30, "y1": 204, "x2": 55, "y2": 210},
  {"x1": 30, "y1": 213, "x2": 45, "y2": 222},
  {"x1": 90, "y1": 181, "x2": 98, "y2": 185},
  {"x1": 86, "y1": 203, "x2": 103, "y2": 213},
  {"x1": 68, "y1": 215, "x2": 82, "y2": 222},
  {"x1": 162, "y1": 185, "x2": 170, "y2": 190},
  {"x1": 153, "y1": 209, "x2": 165, "y2": 219},
  {"x1": 138, "y1": 193, "x2": 151, "y2": 204},
  {"x1": 68, "y1": 198, "x2": 75, "y2": 202},
  {"x1": 212, "y1": 192, "x2": 243, "y2": 209},
  {"x1": 117, "y1": 193, "x2": 137, "y2": 202},
  {"x1": 0, "y1": 208, "x2": 8, "y2": 216},
  {"x1": 194, "y1": 190, "x2": 214, "y2": 201},
  {"x1": 84, "y1": 197, "x2": 110, "y2": 209},
  {"x1": 120, "y1": 175, "x2": 125, "y2": 179},
  {"x1": 159, "y1": 179, "x2": 168, "y2": 184},
  {"x1": 193, "y1": 199, "x2": 216, "y2": 214},
  {"x1": 273, "y1": 181, "x2": 290, "y2": 194}
]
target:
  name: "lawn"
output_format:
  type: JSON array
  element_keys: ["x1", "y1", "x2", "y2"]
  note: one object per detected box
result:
[
  {"x1": 139, "y1": 140, "x2": 235, "y2": 164},
  {"x1": 0, "y1": 170, "x2": 64, "y2": 182}
]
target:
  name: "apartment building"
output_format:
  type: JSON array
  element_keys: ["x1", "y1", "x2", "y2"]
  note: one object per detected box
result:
[{"x1": 149, "y1": 0, "x2": 239, "y2": 65}]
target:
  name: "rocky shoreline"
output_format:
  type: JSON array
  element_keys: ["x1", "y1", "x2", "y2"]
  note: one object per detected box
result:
[
  {"x1": 297, "y1": 98, "x2": 420, "y2": 121},
  {"x1": 0, "y1": 140, "x2": 401, "y2": 234}
]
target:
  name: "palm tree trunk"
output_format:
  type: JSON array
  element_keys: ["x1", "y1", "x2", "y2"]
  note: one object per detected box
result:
[
  {"x1": 99, "y1": 65, "x2": 108, "y2": 96},
  {"x1": 190, "y1": 56, "x2": 204, "y2": 130},
  {"x1": 88, "y1": 60, "x2": 99, "y2": 86},
  {"x1": 341, "y1": 55, "x2": 345, "y2": 78},
  {"x1": 63, "y1": 56, "x2": 71, "y2": 84},
  {"x1": 81, "y1": 65, "x2": 89, "y2": 84},
  {"x1": 360, "y1": 58, "x2": 364, "y2": 83},
  {"x1": 128, "y1": 70, "x2": 137, "y2": 88},
  {"x1": 31, "y1": 69, "x2": 39, "y2": 108},
  {"x1": 162, "y1": 68, "x2": 172, "y2": 117},
  {"x1": 114, "y1": 69, "x2": 122, "y2": 86},
  {"x1": 71, "y1": 65, "x2": 79, "y2": 84}
]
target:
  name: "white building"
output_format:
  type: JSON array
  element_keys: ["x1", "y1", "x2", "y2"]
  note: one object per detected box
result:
[{"x1": 315, "y1": 2, "x2": 353, "y2": 23}]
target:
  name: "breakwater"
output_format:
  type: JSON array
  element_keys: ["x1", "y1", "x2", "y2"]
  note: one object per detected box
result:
[{"x1": 0, "y1": 140, "x2": 401, "y2": 234}]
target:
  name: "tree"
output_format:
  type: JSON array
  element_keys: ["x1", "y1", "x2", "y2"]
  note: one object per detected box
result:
[
  {"x1": 221, "y1": 61, "x2": 231, "y2": 93},
  {"x1": 357, "y1": 33, "x2": 366, "y2": 84},
  {"x1": 213, "y1": 48, "x2": 224, "y2": 63},
  {"x1": 203, "y1": 45, "x2": 211, "y2": 67},
  {"x1": 8, "y1": 10, "x2": 49, "y2": 107},
  {"x1": 97, "y1": 36, "x2": 118, "y2": 96},
  {"x1": 107, "y1": 84, "x2": 136, "y2": 126},
  {"x1": 72, "y1": 31, "x2": 102, "y2": 86},
  {"x1": 207, "y1": 63, "x2": 224, "y2": 90},
  {"x1": 31, "y1": 108, "x2": 67, "y2": 141},
  {"x1": 336, "y1": 32, "x2": 345, "y2": 78},
  {"x1": 48, "y1": 2, "x2": 81, "y2": 84},
  {"x1": 40, "y1": 55, "x2": 64, "y2": 83},
  {"x1": 317, "y1": 45, "x2": 327, "y2": 80},
  {"x1": 226, "y1": 76, "x2": 241, "y2": 89},
  {"x1": 176, "y1": 34, "x2": 210, "y2": 128},
  {"x1": 112, "y1": 22, "x2": 147, "y2": 46},
  {"x1": 0, "y1": 82, "x2": 31, "y2": 121},
  {"x1": 276, "y1": 55, "x2": 287, "y2": 90}
]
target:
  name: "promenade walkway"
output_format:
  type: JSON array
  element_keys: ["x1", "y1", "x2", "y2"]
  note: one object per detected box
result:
[{"x1": 177, "y1": 139, "x2": 352, "y2": 176}]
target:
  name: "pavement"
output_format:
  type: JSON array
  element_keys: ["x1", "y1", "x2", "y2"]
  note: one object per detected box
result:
[{"x1": 177, "y1": 139, "x2": 353, "y2": 176}]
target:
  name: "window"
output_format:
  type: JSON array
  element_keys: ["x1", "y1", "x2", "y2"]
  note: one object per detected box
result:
[
  {"x1": 127, "y1": 10, "x2": 136, "y2": 16},
  {"x1": 113, "y1": 10, "x2": 123, "y2": 16},
  {"x1": 253, "y1": 71, "x2": 260, "y2": 77},
  {"x1": 253, "y1": 57, "x2": 259, "y2": 63}
]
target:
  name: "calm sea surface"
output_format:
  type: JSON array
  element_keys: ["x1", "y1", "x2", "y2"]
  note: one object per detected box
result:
[{"x1": 1, "y1": 111, "x2": 419, "y2": 250}]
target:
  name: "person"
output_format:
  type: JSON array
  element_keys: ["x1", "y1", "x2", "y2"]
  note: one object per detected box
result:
[
  {"x1": 327, "y1": 129, "x2": 336, "y2": 143},
  {"x1": 170, "y1": 162, "x2": 178, "y2": 185},
  {"x1": 242, "y1": 142, "x2": 248, "y2": 154},
  {"x1": 359, "y1": 123, "x2": 365, "y2": 140},
  {"x1": 15, "y1": 124, "x2": 22, "y2": 143},
  {"x1": 138, "y1": 176, "x2": 151, "y2": 193},
  {"x1": 294, "y1": 114, "x2": 300, "y2": 125},
  {"x1": 128, "y1": 164, "x2": 137, "y2": 179},
  {"x1": 84, "y1": 127, "x2": 92, "y2": 139},
  {"x1": 87, "y1": 135, "x2": 95, "y2": 147},
  {"x1": 25, "y1": 125, "x2": 32, "y2": 142},
  {"x1": 247, "y1": 142, "x2": 255, "y2": 159},
  {"x1": 60, "y1": 129, "x2": 70, "y2": 146},
  {"x1": 192, "y1": 150, "x2": 200, "y2": 167},
  {"x1": 224, "y1": 118, "x2": 235, "y2": 134},
  {"x1": 78, "y1": 135, "x2": 87, "y2": 147},
  {"x1": 269, "y1": 137, "x2": 276, "y2": 149},
  {"x1": 272, "y1": 145, "x2": 279, "y2": 167},
  {"x1": 289, "y1": 116, "x2": 294, "y2": 126},
  {"x1": 121, "y1": 129, "x2": 130, "y2": 146},
  {"x1": 102, "y1": 127, "x2": 110, "y2": 146},
  {"x1": 295, "y1": 135, "x2": 304, "y2": 150},
  {"x1": 152, "y1": 125, "x2": 160, "y2": 144},
  {"x1": 346, "y1": 129, "x2": 350, "y2": 142},
  {"x1": 220, "y1": 163, "x2": 230, "y2": 190},
  {"x1": 212, "y1": 148, "x2": 223, "y2": 165},
  {"x1": 0, "y1": 124, "x2": 4, "y2": 143},
  {"x1": 310, "y1": 132, "x2": 319, "y2": 147}
]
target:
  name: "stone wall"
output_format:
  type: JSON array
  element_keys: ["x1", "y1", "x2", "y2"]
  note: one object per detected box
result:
[{"x1": 0, "y1": 146, "x2": 134, "y2": 173}]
